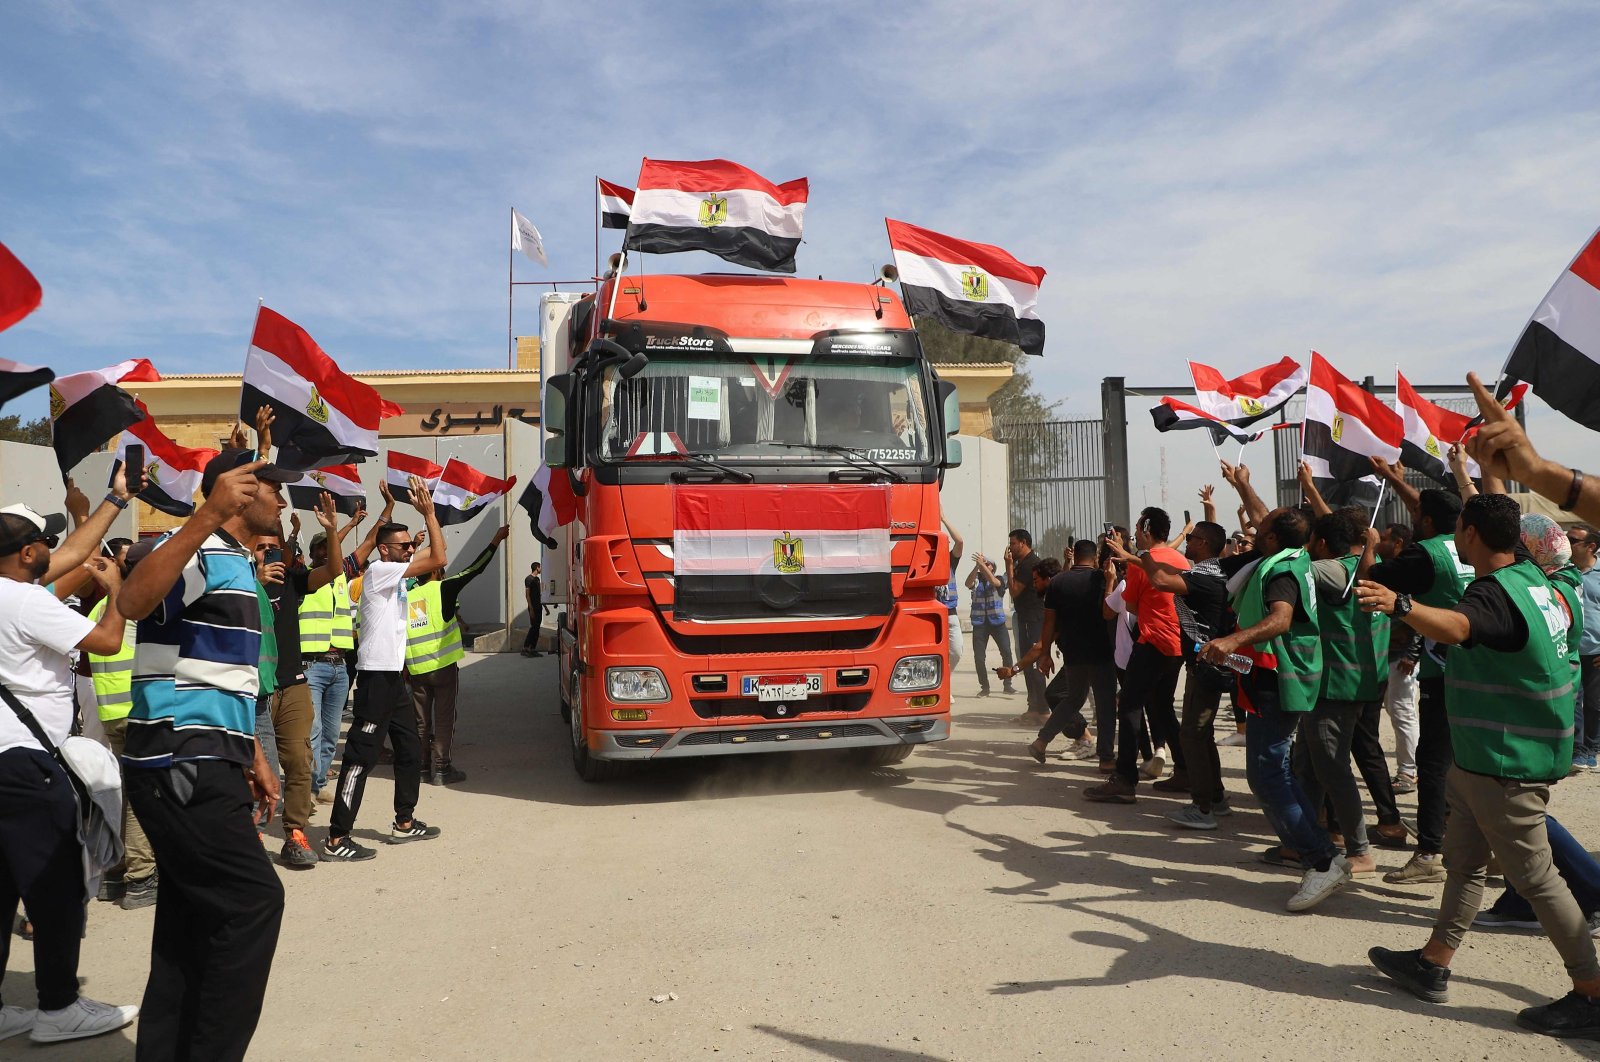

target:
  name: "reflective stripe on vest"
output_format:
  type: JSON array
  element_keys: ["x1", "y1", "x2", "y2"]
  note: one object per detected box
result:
[
  {"x1": 299, "y1": 581, "x2": 337, "y2": 655},
  {"x1": 1319, "y1": 553, "x2": 1391, "y2": 702},
  {"x1": 330, "y1": 574, "x2": 354, "y2": 649},
  {"x1": 87, "y1": 599, "x2": 136, "y2": 721},
  {"x1": 1445, "y1": 560, "x2": 1575, "y2": 780},
  {"x1": 404, "y1": 581, "x2": 464, "y2": 675}
]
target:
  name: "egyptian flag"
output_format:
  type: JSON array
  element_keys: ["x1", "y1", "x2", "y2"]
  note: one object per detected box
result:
[
  {"x1": 1398, "y1": 372, "x2": 1529, "y2": 485},
  {"x1": 887, "y1": 219, "x2": 1045, "y2": 357},
  {"x1": 517, "y1": 463, "x2": 576, "y2": 548},
  {"x1": 242, "y1": 307, "x2": 403, "y2": 470},
  {"x1": 50, "y1": 358, "x2": 161, "y2": 473},
  {"x1": 1150, "y1": 397, "x2": 1296, "y2": 446},
  {"x1": 598, "y1": 178, "x2": 633, "y2": 229},
  {"x1": 1189, "y1": 357, "x2": 1306, "y2": 426},
  {"x1": 1303, "y1": 352, "x2": 1403, "y2": 508},
  {"x1": 626, "y1": 158, "x2": 808, "y2": 273},
  {"x1": 0, "y1": 357, "x2": 54, "y2": 413},
  {"x1": 1502, "y1": 227, "x2": 1600, "y2": 429},
  {"x1": 431, "y1": 458, "x2": 515, "y2": 526},
  {"x1": 0, "y1": 240, "x2": 43, "y2": 334},
  {"x1": 671, "y1": 485, "x2": 892, "y2": 621},
  {"x1": 287, "y1": 464, "x2": 365, "y2": 516},
  {"x1": 110, "y1": 403, "x2": 217, "y2": 516},
  {"x1": 386, "y1": 450, "x2": 443, "y2": 500}
]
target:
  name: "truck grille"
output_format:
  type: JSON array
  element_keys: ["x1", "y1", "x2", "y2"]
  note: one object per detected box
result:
[
  {"x1": 691, "y1": 693, "x2": 872, "y2": 719},
  {"x1": 664, "y1": 628, "x2": 879, "y2": 655},
  {"x1": 677, "y1": 723, "x2": 882, "y2": 746}
]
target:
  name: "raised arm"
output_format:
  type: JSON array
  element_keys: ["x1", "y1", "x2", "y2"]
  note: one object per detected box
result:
[
  {"x1": 350, "y1": 482, "x2": 395, "y2": 568},
  {"x1": 1220, "y1": 460, "x2": 1270, "y2": 527},
  {"x1": 1368, "y1": 456, "x2": 1421, "y2": 521},
  {"x1": 402, "y1": 476, "x2": 447, "y2": 578},
  {"x1": 1355, "y1": 578, "x2": 1472, "y2": 645},
  {"x1": 305, "y1": 492, "x2": 349, "y2": 593},
  {"x1": 1464, "y1": 372, "x2": 1599, "y2": 520},
  {"x1": 74, "y1": 557, "x2": 131, "y2": 655},
  {"x1": 118, "y1": 463, "x2": 260, "y2": 620},
  {"x1": 941, "y1": 515, "x2": 964, "y2": 572},
  {"x1": 1297, "y1": 460, "x2": 1332, "y2": 518},
  {"x1": 1199, "y1": 484, "x2": 1216, "y2": 525},
  {"x1": 44, "y1": 471, "x2": 134, "y2": 586},
  {"x1": 1447, "y1": 443, "x2": 1478, "y2": 499}
]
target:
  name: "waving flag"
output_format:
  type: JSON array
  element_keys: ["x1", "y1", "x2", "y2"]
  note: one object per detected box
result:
[
  {"x1": 627, "y1": 158, "x2": 808, "y2": 273},
  {"x1": 386, "y1": 450, "x2": 443, "y2": 500},
  {"x1": 512, "y1": 209, "x2": 548, "y2": 267},
  {"x1": 51, "y1": 358, "x2": 161, "y2": 473},
  {"x1": 0, "y1": 240, "x2": 43, "y2": 334},
  {"x1": 1188, "y1": 357, "x2": 1306, "y2": 426},
  {"x1": 887, "y1": 219, "x2": 1046, "y2": 357},
  {"x1": 0, "y1": 357, "x2": 54, "y2": 413},
  {"x1": 518, "y1": 463, "x2": 576, "y2": 549},
  {"x1": 242, "y1": 307, "x2": 403, "y2": 470},
  {"x1": 430, "y1": 458, "x2": 515, "y2": 526},
  {"x1": 1503, "y1": 227, "x2": 1600, "y2": 430},
  {"x1": 1303, "y1": 353, "x2": 1403, "y2": 508},
  {"x1": 1150, "y1": 397, "x2": 1295, "y2": 446},
  {"x1": 287, "y1": 464, "x2": 365, "y2": 516},
  {"x1": 598, "y1": 179, "x2": 633, "y2": 230},
  {"x1": 111, "y1": 403, "x2": 217, "y2": 517}
]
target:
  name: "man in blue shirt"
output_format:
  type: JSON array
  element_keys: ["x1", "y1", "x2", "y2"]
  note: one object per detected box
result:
[{"x1": 1568, "y1": 524, "x2": 1600, "y2": 767}]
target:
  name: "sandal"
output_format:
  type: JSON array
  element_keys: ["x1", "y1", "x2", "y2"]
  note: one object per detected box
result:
[{"x1": 1259, "y1": 846, "x2": 1305, "y2": 869}]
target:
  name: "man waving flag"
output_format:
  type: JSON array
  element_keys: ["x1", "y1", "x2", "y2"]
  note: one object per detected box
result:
[
  {"x1": 1303, "y1": 352, "x2": 1403, "y2": 508},
  {"x1": 1188, "y1": 357, "x2": 1306, "y2": 426},
  {"x1": 431, "y1": 458, "x2": 515, "y2": 526},
  {"x1": 886, "y1": 219, "x2": 1046, "y2": 357},
  {"x1": 626, "y1": 158, "x2": 808, "y2": 273}
]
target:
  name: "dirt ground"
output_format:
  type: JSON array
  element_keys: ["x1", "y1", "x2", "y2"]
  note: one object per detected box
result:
[{"x1": 7, "y1": 652, "x2": 1600, "y2": 1060}]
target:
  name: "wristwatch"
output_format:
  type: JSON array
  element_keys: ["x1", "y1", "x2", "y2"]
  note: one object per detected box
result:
[{"x1": 1392, "y1": 593, "x2": 1413, "y2": 619}]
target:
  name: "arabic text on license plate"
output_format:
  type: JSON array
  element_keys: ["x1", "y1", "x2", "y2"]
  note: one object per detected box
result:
[{"x1": 757, "y1": 683, "x2": 810, "y2": 702}]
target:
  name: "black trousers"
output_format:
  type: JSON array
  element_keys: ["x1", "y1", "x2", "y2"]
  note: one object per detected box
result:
[
  {"x1": 0, "y1": 748, "x2": 83, "y2": 1012},
  {"x1": 1350, "y1": 699, "x2": 1400, "y2": 827},
  {"x1": 331, "y1": 670, "x2": 421, "y2": 838},
  {"x1": 1415, "y1": 676, "x2": 1453, "y2": 853},
  {"x1": 126, "y1": 761, "x2": 284, "y2": 1062},
  {"x1": 1115, "y1": 643, "x2": 1184, "y2": 785}
]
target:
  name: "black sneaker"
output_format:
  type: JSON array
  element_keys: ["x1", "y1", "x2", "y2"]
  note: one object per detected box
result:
[
  {"x1": 389, "y1": 819, "x2": 442, "y2": 845},
  {"x1": 96, "y1": 878, "x2": 126, "y2": 903},
  {"x1": 428, "y1": 766, "x2": 467, "y2": 786},
  {"x1": 976, "y1": 689, "x2": 990, "y2": 698},
  {"x1": 279, "y1": 829, "x2": 320, "y2": 870},
  {"x1": 321, "y1": 835, "x2": 377, "y2": 862},
  {"x1": 119, "y1": 874, "x2": 158, "y2": 911},
  {"x1": 1517, "y1": 991, "x2": 1600, "y2": 1038},
  {"x1": 1368, "y1": 947, "x2": 1450, "y2": 1003}
]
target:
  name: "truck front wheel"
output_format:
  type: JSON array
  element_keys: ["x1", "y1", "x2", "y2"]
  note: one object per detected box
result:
[
  {"x1": 853, "y1": 744, "x2": 915, "y2": 767},
  {"x1": 569, "y1": 683, "x2": 626, "y2": 782}
]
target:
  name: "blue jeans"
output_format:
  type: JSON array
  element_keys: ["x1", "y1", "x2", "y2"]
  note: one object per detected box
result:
[
  {"x1": 306, "y1": 660, "x2": 351, "y2": 790},
  {"x1": 1244, "y1": 670, "x2": 1337, "y2": 866},
  {"x1": 1492, "y1": 814, "x2": 1600, "y2": 917}
]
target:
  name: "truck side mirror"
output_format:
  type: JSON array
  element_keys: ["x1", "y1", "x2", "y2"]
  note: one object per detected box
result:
[
  {"x1": 545, "y1": 435, "x2": 567, "y2": 468},
  {"x1": 937, "y1": 379, "x2": 960, "y2": 438},
  {"x1": 943, "y1": 437, "x2": 963, "y2": 469},
  {"x1": 543, "y1": 373, "x2": 571, "y2": 469}
]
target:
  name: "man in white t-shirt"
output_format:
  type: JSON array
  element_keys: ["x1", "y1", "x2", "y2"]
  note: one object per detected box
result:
[
  {"x1": 324, "y1": 476, "x2": 447, "y2": 862},
  {"x1": 0, "y1": 504, "x2": 139, "y2": 1045}
]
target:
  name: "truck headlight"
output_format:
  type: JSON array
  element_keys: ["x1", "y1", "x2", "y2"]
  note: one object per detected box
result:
[
  {"x1": 889, "y1": 655, "x2": 942, "y2": 692},
  {"x1": 607, "y1": 667, "x2": 670, "y2": 702}
]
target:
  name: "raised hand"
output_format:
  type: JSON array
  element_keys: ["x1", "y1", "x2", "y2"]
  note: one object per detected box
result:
[
  {"x1": 313, "y1": 491, "x2": 339, "y2": 532},
  {"x1": 409, "y1": 474, "x2": 434, "y2": 516},
  {"x1": 83, "y1": 555, "x2": 121, "y2": 593},
  {"x1": 491, "y1": 524, "x2": 510, "y2": 546},
  {"x1": 201, "y1": 460, "x2": 263, "y2": 521},
  {"x1": 252, "y1": 404, "x2": 276, "y2": 457},
  {"x1": 1198, "y1": 484, "x2": 1214, "y2": 504},
  {"x1": 229, "y1": 420, "x2": 251, "y2": 451},
  {"x1": 1465, "y1": 371, "x2": 1537, "y2": 483},
  {"x1": 64, "y1": 477, "x2": 91, "y2": 523}
]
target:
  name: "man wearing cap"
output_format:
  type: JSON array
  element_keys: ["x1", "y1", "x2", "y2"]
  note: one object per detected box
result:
[
  {"x1": 115, "y1": 448, "x2": 297, "y2": 1062},
  {"x1": 323, "y1": 474, "x2": 446, "y2": 861},
  {"x1": 0, "y1": 500, "x2": 140, "y2": 1045}
]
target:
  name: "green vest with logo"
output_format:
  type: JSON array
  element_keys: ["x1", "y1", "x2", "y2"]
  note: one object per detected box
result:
[
  {"x1": 1444, "y1": 560, "x2": 1575, "y2": 781},
  {"x1": 1320, "y1": 553, "x2": 1391, "y2": 702},
  {"x1": 1232, "y1": 547, "x2": 1322, "y2": 713},
  {"x1": 87, "y1": 599, "x2": 136, "y2": 722},
  {"x1": 1550, "y1": 564, "x2": 1584, "y2": 666},
  {"x1": 299, "y1": 573, "x2": 355, "y2": 654},
  {"x1": 404, "y1": 580, "x2": 464, "y2": 676},
  {"x1": 1415, "y1": 535, "x2": 1473, "y2": 680}
]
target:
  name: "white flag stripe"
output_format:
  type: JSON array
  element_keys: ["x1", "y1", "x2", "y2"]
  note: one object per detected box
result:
[
  {"x1": 599, "y1": 190, "x2": 632, "y2": 218},
  {"x1": 891, "y1": 248, "x2": 1041, "y2": 320},
  {"x1": 1306, "y1": 384, "x2": 1400, "y2": 461},
  {"x1": 673, "y1": 529, "x2": 891, "y2": 575},
  {"x1": 433, "y1": 480, "x2": 504, "y2": 510},
  {"x1": 630, "y1": 187, "x2": 806, "y2": 239},
  {"x1": 53, "y1": 359, "x2": 145, "y2": 408},
  {"x1": 1534, "y1": 268, "x2": 1600, "y2": 365},
  {"x1": 244, "y1": 345, "x2": 374, "y2": 456}
]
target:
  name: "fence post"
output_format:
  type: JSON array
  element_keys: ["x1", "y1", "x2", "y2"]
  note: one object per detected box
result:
[{"x1": 1101, "y1": 377, "x2": 1130, "y2": 529}]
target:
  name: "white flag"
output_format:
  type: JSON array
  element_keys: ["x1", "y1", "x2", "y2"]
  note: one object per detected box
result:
[{"x1": 511, "y1": 209, "x2": 548, "y2": 267}]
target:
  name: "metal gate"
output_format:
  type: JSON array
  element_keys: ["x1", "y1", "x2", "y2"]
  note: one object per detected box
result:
[{"x1": 993, "y1": 417, "x2": 1108, "y2": 561}]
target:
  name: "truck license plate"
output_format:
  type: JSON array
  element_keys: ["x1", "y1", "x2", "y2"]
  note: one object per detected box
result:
[{"x1": 743, "y1": 674, "x2": 822, "y2": 701}]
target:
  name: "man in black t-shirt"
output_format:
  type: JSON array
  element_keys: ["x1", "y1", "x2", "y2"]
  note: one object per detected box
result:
[
  {"x1": 522, "y1": 561, "x2": 544, "y2": 656},
  {"x1": 1005, "y1": 528, "x2": 1047, "y2": 722}
]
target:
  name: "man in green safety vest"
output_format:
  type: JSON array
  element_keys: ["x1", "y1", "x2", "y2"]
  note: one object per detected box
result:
[
  {"x1": 407, "y1": 525, "x2": 508, "y2": 786},
  {"x1": 1360, "y1": 492, "x2": 1600, "y2": 1039}
]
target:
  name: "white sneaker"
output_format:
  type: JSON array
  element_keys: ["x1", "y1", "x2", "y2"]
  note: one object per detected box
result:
[
  {"x1": 1065, "y1": 737, "x2": 1096, "y2": 760},
  {"x1": 1219, "y1": 732, "x2": 1247, "y2": 747},
  {"x1": 1139, "y1": 753, "x2": 1165, "y2": 781},
  {"x1": 0, "y1": 1005, "x2": 34, "y2": 1042},
  {"x1": 29, "y1": 997, "x2": 137, "y2": 1043},
  {"x1": 1287, "y1": 855, "x2": 1352, "y2": 913}
]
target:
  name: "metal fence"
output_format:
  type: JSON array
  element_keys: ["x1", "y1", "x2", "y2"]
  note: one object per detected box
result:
[{"x1": 993, "y1": 418, "x2": 1109, "y2": 561}]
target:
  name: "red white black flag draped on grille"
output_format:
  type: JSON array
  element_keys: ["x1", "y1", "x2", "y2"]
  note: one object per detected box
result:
[
  {"x1": 431, "y1": 458, "x2": 515, "y2": 526},
  {"x1": 1189, "y1": 357, "x2": 1306, "y2": 426},
  {"x1": 1149, "y1": 397, "x2": 1296, "y2": 446},
  {"x1": 518, "y1": 464, "x2": 576, "y2": 549},
  {"x1": 287, "y1": 465, "x2": 365, "y2": 516},
  {"x1": 113, "y1": 403, "x2": 217, "y2": 517},
  {"x1": 242, "y1": 307, "x2": 404, "y2": 471},
  {"x1": 885, "y1": 219, "x2": 1045, "y2": 357},
  {"x1": 625, "y1": 158, "x2": 808, "y2": 274},
  {"x1": 1501, "y1": 226, "x2": 1600, "y2": 430},
  {"x1": 50, "y1": 358, "x2": 161, "y2": 473},
  {"x1": 1303, "y1": 352, "x2": 1403, "y2": 508},
  {"x1": 597, "y1": 179, "x2": 633, "y2": 230}
]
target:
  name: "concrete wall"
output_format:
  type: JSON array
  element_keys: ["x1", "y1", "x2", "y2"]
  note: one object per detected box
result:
[
  {"x1": 1, "y1": 443, "x2": 136, "y2": 543},
  {"x1": 935, "y1": 434, "x2": 1009, "y2": 630}
]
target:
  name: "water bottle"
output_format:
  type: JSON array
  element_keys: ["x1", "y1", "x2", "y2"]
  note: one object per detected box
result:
[{"x1": 1195, "y1": 642, "x2": 1253, "y2": 674}]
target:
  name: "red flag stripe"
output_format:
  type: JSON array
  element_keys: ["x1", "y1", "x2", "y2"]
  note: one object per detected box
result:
[
  {"x1": 0, "y1": 241, "x2": 42, "y2": 334},
  {"x1": 1189, "y1": 356, "x2": 1304, "y2": 399},
  {"x1": 126, "y1": 402, "x2": 217, "y2": 470},
  {"x1": 386, "y1": 451, "x2": 444, "y2": 480},
  {"x1": 1569, "y1": 230, "x2": 1600, "y2": 292},
  {"x1": 636, "y1": 158, "x2": 808, "y2": 204},
  {"x1": 885, "y1": 219, "x2": 1045, "y2": 288},
  {"x1": 597, "y1": 178, "x2": 634, "y2": 204},
  {"x1": 672, "y1": 486, "x2": 890, "y2": 532},
  {"x1": 437, "y1": 458, "x2": 514, "y2": 497}
]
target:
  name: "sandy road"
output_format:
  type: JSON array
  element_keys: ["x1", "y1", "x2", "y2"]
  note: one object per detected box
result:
[{"x1": 7, "y1": 652, "x2": 1600, "y2": 1060}]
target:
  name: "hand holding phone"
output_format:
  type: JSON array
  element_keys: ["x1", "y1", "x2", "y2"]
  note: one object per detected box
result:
[{"x1": 124, "y1": 444, "x2": 147, "y2": 496}]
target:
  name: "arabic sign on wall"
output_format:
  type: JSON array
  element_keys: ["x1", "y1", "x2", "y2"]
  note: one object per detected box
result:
[{"x1": 381, "y1": 404, "x2": 539, "y2": 436}]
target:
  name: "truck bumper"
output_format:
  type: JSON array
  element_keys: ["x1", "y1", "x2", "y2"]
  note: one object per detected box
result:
[{"x1": 593, "y1": 716, "x2": 949, "y2": 760}]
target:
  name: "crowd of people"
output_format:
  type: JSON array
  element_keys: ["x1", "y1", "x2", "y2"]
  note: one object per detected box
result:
[{"x1": 0, "y1": 411, "x2": 514, "y2": 1056}]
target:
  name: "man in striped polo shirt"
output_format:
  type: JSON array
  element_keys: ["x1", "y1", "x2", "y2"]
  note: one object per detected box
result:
[{"x1": 117, "y1": 449, "x2": 297, "y2": 1062}]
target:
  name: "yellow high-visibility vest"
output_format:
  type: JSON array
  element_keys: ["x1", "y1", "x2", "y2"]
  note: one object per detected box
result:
[
  {"x1": 300, "y1": 573, "x2": 355, "y2": 653},
  {"x1": 87, "y1": 599, "x2": 136, "y2": 722},
  {"x1": 404, "y1": 580, "x2": 464, "y2": 675}
]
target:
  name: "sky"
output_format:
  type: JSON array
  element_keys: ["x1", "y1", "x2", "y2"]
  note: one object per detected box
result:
[{"x1": 4, "y1": 0, "x2": 1600, "y2": 509}]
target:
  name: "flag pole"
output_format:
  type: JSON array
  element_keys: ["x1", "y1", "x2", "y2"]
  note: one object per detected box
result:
[
  {"x1": 507, "y1": 208, "x2": 515, "y2": 370},
  {"x1": 593, "y1": 177, "x2": 601, "y2": 281},
  {"x1": 1340, "y1": 478, "x2": 1388, "y2": 601},
  {"x1": 239, "y1": 299, "x2": 264, "y2": 452}
]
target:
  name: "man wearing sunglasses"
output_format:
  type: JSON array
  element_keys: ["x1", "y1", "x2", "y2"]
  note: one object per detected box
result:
[
  {"x1": 324, "y1": 475, "x2": 446, "y2": 862},
  {"x1": 0, "y1": 502, "x2": 139, "y2": 1044}
]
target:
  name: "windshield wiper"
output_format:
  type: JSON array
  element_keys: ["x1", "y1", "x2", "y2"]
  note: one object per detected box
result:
[
  {"x1": 673, "y1": 452, "x2": 754, "y2": 482},
  {"x1": 754, "y1": 441, "x2": 905, "y2": 482}
]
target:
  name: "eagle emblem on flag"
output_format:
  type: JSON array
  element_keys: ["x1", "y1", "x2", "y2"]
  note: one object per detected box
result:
[
  {"x1": 1331, "y1": 414, "x2": 1344, "y2": 444},
  {"x1": 960, "y1": 267, "x2": 989, "y2": 302},
  {"x1": 48, "y1": 386, "x2": 64, "y2": 420},
  {"x1": 310, "y1": 471, "x2": 327, "y2": 487},
  {"x1": 463, "y1": 493, "x2": 477, "y2": 509},
  {"x1": 1424, "y1": 434, "x2": 1441, "y2": 459},
  {"x1": 698, "y1": 194, "x2": 728, "y2": 229},
  {"x1": 305, "y1": 387, "x2": 330, "y2": 425},
  {"x1": 1238, "y1": 396, "x2": 1265, "y2": 417},
  {"x1": 773, "y1": 531, "x2": 805, "y2": 575},
  {"x1": 145, "y1": 461, "x2": 160, "y2": 486}
]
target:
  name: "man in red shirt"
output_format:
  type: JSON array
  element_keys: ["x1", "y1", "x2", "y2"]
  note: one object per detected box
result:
[{"x1": 1086, "y1": 506, "x2": 1190, "y2": 803}]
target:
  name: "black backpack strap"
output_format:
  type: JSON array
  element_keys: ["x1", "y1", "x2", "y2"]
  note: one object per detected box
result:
[{"x1": 0, "y1": 678, "x2": 60, "y2": 758}]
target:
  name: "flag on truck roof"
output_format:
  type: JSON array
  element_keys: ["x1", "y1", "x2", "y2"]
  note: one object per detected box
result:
[
  {"x1": 0, "y1": 240, "x2": 42, "y2": 334},
  {"x1": 386, "y1": 450, "x2": 443, "y2": 501},
  {"x1": 1188, "y1": 357, "x2": 1306, "y2": 426},
  {"x1": 1303, "y1": 352, "x2": 1403, "y2": 509},
  {"x1": 111, "y1": 402, "x2": 217, "y2": 517},
  {"x1": 512, "y1": 209, "x2": 548, "y2": 267},
  {"x1": 626, "y1": 158, "x2": 808, "y2": 274},
  {"x1": 1149, "y1": 397, "x2": 1295, "y2": 446},
  {"x1": 598, "y1": 179, "x2": 633, "y2": 230},
  {"x1": 287, "y1": 464, "x2": 365, "y2": 516},
  {"x1": 885, "y1": 219, "x2": 1045, "y2": 357},
  {"x1": 431, "y1": 458, "x2": 515, "y2": 526},
  {"x1": 242, "y1": 307, "x2": 403, "y2": 471},
  {"x1": 1502, "y1": 226, "x2": 1600, "y2": 430},
  {"x1": 518, "y1": 463, "x2": 575, "y2": 549},
  {"x1": 50, "y1": 358, "x2": 160, "y2": 474}
]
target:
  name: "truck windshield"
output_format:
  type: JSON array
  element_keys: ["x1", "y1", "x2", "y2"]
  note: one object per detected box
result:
[{"x1": 596, "y1": 352, "x2": 934, "y2": 464}]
